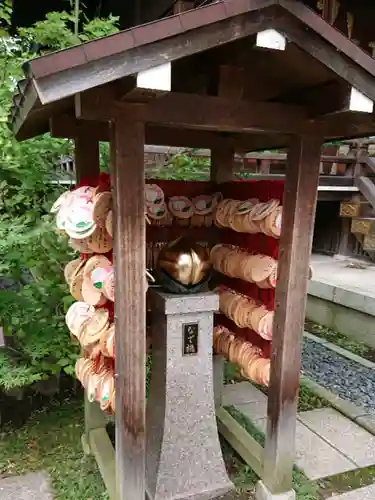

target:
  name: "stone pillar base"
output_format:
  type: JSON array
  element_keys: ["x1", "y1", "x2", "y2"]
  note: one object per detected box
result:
[
  {"x1": 146, "y1": 291, "x2": 233, "y2": 500},
  {"x1": 256, "y1": 481, "x2": 296, "y2": 500}
]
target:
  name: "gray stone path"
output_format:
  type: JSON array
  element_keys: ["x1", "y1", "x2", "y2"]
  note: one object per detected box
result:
[
  {"x1": 0, "y1": 472, "x2": 53, "y2": 500},
  {"x1": 329, "y1": 484, "x2": 375, "y2": 500},
  {"x1": 223, "y1": 381, "x2": 375, "y2": 481}
]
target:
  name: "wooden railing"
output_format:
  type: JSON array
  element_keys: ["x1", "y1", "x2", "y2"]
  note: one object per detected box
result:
[{"x1": 53, "y1": 139, "x2": 375, "y2": 186}]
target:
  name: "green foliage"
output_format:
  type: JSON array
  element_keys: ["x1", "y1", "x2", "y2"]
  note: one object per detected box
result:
[
  {"x1": 19, "y1": 11, "x2": 119, "y2": 51},
  {"x1": 152, "y1": 151, "x2": 210, "y2": 180},
  {"x1": 0, "y1": 0, "x2": 12, "y2": 36},
  {"x1": 0, "y1": 7, "x2": 119, "y2": 390}
]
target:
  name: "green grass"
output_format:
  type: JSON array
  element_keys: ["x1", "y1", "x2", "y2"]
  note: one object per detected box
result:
[
  {"x1": 305, "y1": 321, "x2": 371, "y2": 359},
  {"x1": 0, "y1": 393, "x2": 320, "y2": 500},
  {"x1": 1, "y1": 391, "x2": 372, "y2": 500},
  {"x1": 0, "y1": 398, "x2": 108, "y2": 499},
  {"x1": 297, "y1": 383, "x2": 330, "y2": 412},
  {"x1": 318, "y1": 465, "x2": 375, "y2": 498}
]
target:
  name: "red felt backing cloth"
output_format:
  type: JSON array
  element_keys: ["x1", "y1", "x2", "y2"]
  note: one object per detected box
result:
[
  {"x1": 215, "y1": 180, "x2": 284, "y2": 357},
  {"x1": 72, "y1": 177, "x2": 284, "y2": 357}
]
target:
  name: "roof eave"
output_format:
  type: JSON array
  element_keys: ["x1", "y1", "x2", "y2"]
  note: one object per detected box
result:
[{"x1": 11, "y1": 80, "x2": 39, "y2": 139}]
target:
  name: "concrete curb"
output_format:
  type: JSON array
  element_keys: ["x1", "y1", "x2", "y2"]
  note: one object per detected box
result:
[
  {"x1": 300, "y1": 376, "x2": 375, "y2": 437},
  {"x1": 304, "y1": 331, "x2": 375, "y2": 371}
]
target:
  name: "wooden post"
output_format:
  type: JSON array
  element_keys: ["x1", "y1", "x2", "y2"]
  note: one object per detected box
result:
[
  {"x1": 259, "y1": 135, "x2": 322, "y2": 498},
  {"x1": 211, "y1": 144, "x2": 234, "y2": 407},
  {"x1": 211, "y1": 65, "x2": 242, "y2": 403},
  {"x1": 211, "y1": 145, "x2": 235, "y2": 183},
  {"x1": 111, "y1": 119, "x2": 146, "y2": 500},
  {"x1": 74, "y1": 133, "x2": 105, "y2": 443},
  {"x1": 74, "y1": 135, "x2": 100, "y2": 184},
  {"x1": 337, "y1": 218, "x2": 352, "y2": 258}
]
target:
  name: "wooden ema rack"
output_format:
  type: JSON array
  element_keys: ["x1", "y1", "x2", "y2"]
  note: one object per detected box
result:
[
  {"x1": 82, "y1": 177, "x2": 285, "y2": 499},
  {"x1": 14, "y1": 0, "x2": 375, "y2": 493}
]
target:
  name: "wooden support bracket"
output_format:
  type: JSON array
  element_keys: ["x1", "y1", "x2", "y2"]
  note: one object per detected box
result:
[
  {"x1": 356, "y1": 176, "x2": 375, "y2": 210},
  {"x1": 75, "y1": 90, "x2": 307, "y2": 134},
  {"x1": 89, "y1": 428, "x2": 117, "y2": 500},
  {"x1": 217, "y1": 407, "x2": 264, "y2": 478}
]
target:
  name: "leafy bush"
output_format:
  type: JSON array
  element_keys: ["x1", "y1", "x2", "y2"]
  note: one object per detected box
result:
[{"x1": 0, "y1": 6, "x2": 118, "y2": 390}]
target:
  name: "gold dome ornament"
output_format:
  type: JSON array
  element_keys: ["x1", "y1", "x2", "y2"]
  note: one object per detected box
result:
[{"x1": 156, "y1": 236, "x2": 211, "y2": 294}]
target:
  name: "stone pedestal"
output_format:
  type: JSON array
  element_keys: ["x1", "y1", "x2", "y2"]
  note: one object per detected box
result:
[
  {"x1": 213, "y1": 355, "x2": 225, "y2": 408},
  {"x1": 146, "y1": 290, "x2": 233, "y2": 500}
]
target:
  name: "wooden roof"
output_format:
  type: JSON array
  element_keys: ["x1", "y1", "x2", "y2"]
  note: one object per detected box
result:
[{"x1": 10, "y1": 0, "x2": 375, "y2": 150}]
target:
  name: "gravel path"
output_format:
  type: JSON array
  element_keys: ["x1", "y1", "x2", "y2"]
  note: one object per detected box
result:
[{"x1": 302, "y1": 338, "x2": 375, "y2": 415}]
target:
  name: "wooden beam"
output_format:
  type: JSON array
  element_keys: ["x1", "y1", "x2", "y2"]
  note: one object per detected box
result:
[
  {"x1": 51, "y1": 114, "x2": 287, "y2": 151},
  {"x1": 210, "y1": 65, "x2": 242, "y2": 181},
  {"x1": 217, "y1": 65, "x2": 245, "y2": 101},
  {"x1": 76, "y1": 91, "x2": 308, "y2": 134},
  {"x1": 355, "y1": 176, "x2": 375, "y2": 210},
  {"x1": 262, "y1": 135, "x2": 322, "y2": 495},
  {"x1": 111, "y1": 118, "x2": 146, "y2": 500},
  {"x1": 217, "y1": 407, "x2": 264, "y2": 478},
  {"x1": 35, "y1": 4, "x2": 279, "y2": 105},
  {"x1": 275, "y1": 13, "x2": 375, "y2": 102},
  {"x1": 312, "y1": 112, "x2": 375, "y2": 141},
  {"x1": 74, "y1": 134, "x2": 100, "y2": 183},
  {"x1": 363, "y1": 156, "x2": 375, "y2": 175},
  {"x1": 279, "y1": 0, "x2": 375, "y2": 78},
  {"x1": 274, "y1": 80, "x2": 351, "y2": 117},
  {"x1": 89, "y1": 428, "x2": 117, "y2": 500}
]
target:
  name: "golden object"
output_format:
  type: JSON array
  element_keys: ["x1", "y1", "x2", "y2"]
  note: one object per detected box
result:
[
  {"x1": 157, "y1": 237, "x2": 211, "y2": 287},
  {"x1": 351, "y1": 218, "x2": 374, "y2": 236},
  {"x1": 340, "y1": 201, "x2": 360, "y2": 218}
]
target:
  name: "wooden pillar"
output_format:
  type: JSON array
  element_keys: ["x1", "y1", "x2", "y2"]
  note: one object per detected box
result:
[
  {"x1": 260, "y1": 135, "x2": 322, "y2": 497},
  {"x1": 211, "y1": 64, "x2": 243, "y2": 403},
  {"x1": 211, "y1": 145, "x2": 235, "y2": 183},
  {"x1": 74, "y1": 135, "x2": 100, "y2": 184},
  {"x1": 111, "y1": 119, "x2": 146, "y2": 500},
  {"x1": 74, "y1": 133, "x2": 104, "y2": 438}
]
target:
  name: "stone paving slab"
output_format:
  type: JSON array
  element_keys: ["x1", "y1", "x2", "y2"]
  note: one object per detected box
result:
[
  {"x1": 223, "y1": 382, "x2": 362, "y2": 480},
  {"x1": 299, "y1": 408, "x2": 375, "y2": 468},
  {"x1": 235, "y1": 400, "x2": 268, "y2": 424},
  {"x1": 0, "y1": 472, "x2": 53, "y2": 500},
  {"x1": 329, "y1": 484, "x2": 375, "y2": 500},
  {"x1": 248, "y1": 417, "x2": 356, "y2": 480},
  {"x1": 223, "y1": 381, "x2": 267, "y2": 406}
]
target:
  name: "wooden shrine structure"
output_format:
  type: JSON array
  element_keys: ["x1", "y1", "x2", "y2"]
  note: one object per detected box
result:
[{"x1": 9, "y1": 1, "x2": 375, "y2": 499}]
